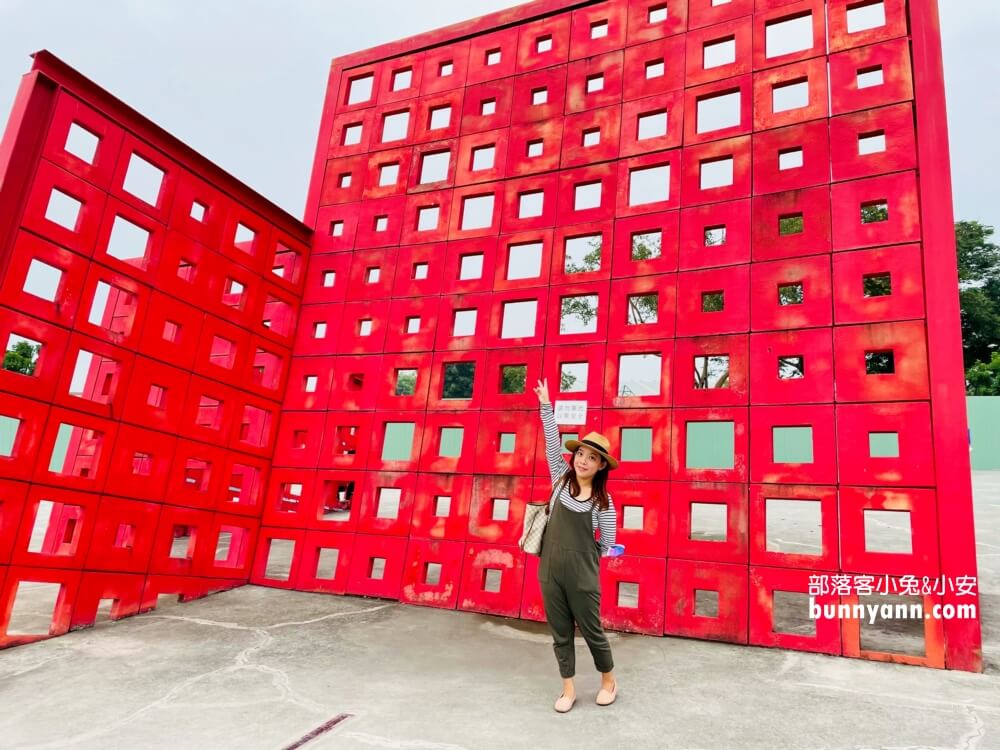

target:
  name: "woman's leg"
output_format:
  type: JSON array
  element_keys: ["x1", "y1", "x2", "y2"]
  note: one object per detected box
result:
[
  {"x1": 540, "y1": 577, "x2": 577, "y2": 692},
  {"x1": 569, "y1": 588, "x2": 614, "y2": 684}
]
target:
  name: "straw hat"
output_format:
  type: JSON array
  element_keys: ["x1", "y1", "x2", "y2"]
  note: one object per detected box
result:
[{"x1": 564, "y1": 431, "x2": 619, "y2": 470}]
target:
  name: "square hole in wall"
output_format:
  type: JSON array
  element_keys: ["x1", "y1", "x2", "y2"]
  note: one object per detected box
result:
[
  {"x1": 629, "y1": 165, "x2": 670, "y2": 206},
  {"x1": 492, "y1": 497, "x2": 510, "y2": 521},
  {"x1": 45, "y1": 188, "x2": 82, "y2": 231},
  {"x1": 778, "y1": 355, "x2": 805, "y2": 380},
  {"x1": 773, "y1": 79, "x2": 809, "y2": 113},
  {"x1": 4, "y1": 333, "x2": 42, "y2": 377},
  {"x1": 461, "y1": 194, "x2": 494, "y2": 230},
  {"x1": 420, "y1": 151, "x2": 450, "y2": 184},
  {"x1": 620, "y1": 427, "x2": 653, "y2": 461},
  {"x1": 626, "y1": 293, "x2": 658, "y2": 325},
  {"x1": 391, "y1": 68, "x2": 412, "y2": 91},
  {"x1": 413, "y1": 263, "x2": 428, "y2": 280},
  {"x1": 864, "y1": 509, "x2": 913, "y2": 553},
  {"x1": 501, "y1": 300, "x2": 538, "y2": 338},
  {"x1": 330, "y1": 220, "x2": 345, "y2": 237},
  {"x1": 438, "y1": 427, "x2": 465, "y2": 458},
  {"x1": 498, "y1": 432, "x2": 517, "y2": 453},
  {"x1": 694, "y1": 589, "x2": 719, "y2": 617},
  {"x1": 459, "y1": 253, "x2": 484, "y2": 280},
  {"x1": 863, "y1": 273, "x2": 892, "y2": 297},
  {"x1": 773, "y1": 426, "x2": 813, "y2": 463},
  {"x1": 440, "y1": 61, "x2": 454, "y2": 77},
  {"x1": 619, "y1": 353, "x2": 661, "y2": 397},
  {"x1": 779, "y1": 147, "x2": 804, "y2": 170},
  {"x1": 622, "y1": 505, "x2": 645, "y2": 530},
  {"x1": 765, "y1": 498, "x2": 822, "y2": 553},
  {"x1": 617, "y1": 582, "x2": 640, "y2": 609},
  {"x1": 582, "y1": 128, "x2": 601, "y2": 148},
  {"x1": 424, "y1": 562, "x2": 442, "y2": 586},
  {"x1": 857, "y1": 66, "x2": 884, "y2": 89},
  {"x1": 394, "y1": 369, "x2": 417, "y2": 396},
  {"x1": 773, "y1": 590, "x2": 816, "y2": 636},
  {"x1": 531, "y1": 87, "x2": 548, "y2": 106},
  {"x1": 501, "y1": 364, "x2": 527, "y2": 394},
  {"x1": 316, "y1": 548, "x2": 340, "y2": 580},
  {"x1": 686, "y1": 421, "x2": 735, "y2": 469},
  {"x1": 697, "y1": 90, "x2": 741, "y2": 134},
  {"x1": 24, "y1": 259, "x2": 63, "y2": 302},
  {"x1": 560, "y1": 362, "x2": 589, "y2": 392},
  {"x1": 703, "y1": 37, "x2": 736, "y2": 69},
  {"x1": 862, "y1": 201, "x2": 889, "y2": 224},
  {"x1": 190, "y1": 201, "x2": 207, "y2": 222},
  {"x1": 65, "y1": 122, "x2": 99, "y2": 163},
  {"x1": 574, "y1": 182, "x2": 602, "y2": 211},
  {"x1": 700, "y1": 157, "x2": 734, "y2": 190},
  {"x1": 0, "y1": 414, "x2": 20, "y2": 456},
  {"x1": 483, "y1": 568, "x2": 503, "y2": 593},
  {"x1": 485, "y1": 48, "x2": 502, "y2": 66},
  {"x1": 526, "y1": 140, "x2": 544, "y2": 158},
  {"x1": 586, "y1": 74, "x2": 604, "y2": 93},
  {"x1": 123, "y1": 153, "x2": 164, "y2": 206},
  {"x1": 313, "y1": 321, "x2": 328, "y2": 339},
  {"x1": 519, "y1": 191, "x2": 544, "y2": 218},
  {"x1": 591, "y1": 20, "x2": 609, "y2": 39},
  {"x1": 645, "y1": 59, "x2": 665, "y2": 79},
  {"x1": 452, "y1": 309, "x2": 477, "y2": 337},
  {"x1": 443, "y1": 361, "x2": 476, "y2": 398},
  {"x1": 434, "y1": 495, "x2": 452, "y2": 517},
  {"x1": 472, "y1": 145, "x2": 496, "y2": 171},
  {"x1": 858, "y1": 131, "x2": 887, "y2": 156},
  {"x1": 366, "y1": 267, "x2": 381, "y2": 283},
  {"x1": 347, "y1": 74, "x2": 374, "y2": 105},
  {"x1": 847, "y1": 0, "x2": 886, "y2": 34},
  {"x1": 565, "y1": 235, "x2": 602, "y2": 274},
  {"x1": 379, "y1": 162, "x2": 400, "y2": 187},
  {"x1": 382, "y1": 422, "x2": 415, "y2": 461},
  {"x1": 507, "y1": 241, "x2": 542, "y2": 280},
  {"x1": 690, "y1": 502, "x2": 727, "y2": 541},
  {"x1": 779, "y1": 213, "x2": 804, "y2": 235},
  {"x1": 765, "y1": 13, "x2": 813, "y2": 58},
  {"x1": 429, "y1": 105, "x2": 451, "y2": 131},
  {"x1": 868, "y1": 431, "x2": 899, "y2": 458},
  {"x1": 107, "y1": 216, "x2": 151, "y2": 267},
  {"x1": 264, "y1": 539, "x2": 294, "y2": 580},
  {"x1": 481, "y1": 98, "x2": 497, "y2": 116},
  {"x1": 701, "y1": 291, "x2": 725, "y2": 312},
  {"x1": 648, "y1": 4, "x2": 667, "y2": 23},
  {"x1": 374, "y1": 216, "x2": 389, "y2": 232},
  {"x1": 6, "y1": 581, "x2": 62, "y2": 636},
  {"x1": 559, "y1": 294, "x2": 599, "y2": 334},
  {"x1": 406, "y1": 316, "x2": 420, "y2": 334},
  {"x1": 376, "y1": 487, "x2": 402, "y2": 519},
  {"x1": 343, "y1": 124, "x2": 363, "y2": 146},
  {"x1": 693, "y1": 355, "x2": 729, "y2": 389},
  {"x1": 704, "y1": 226, "x2": 727, "y2": 246},
  {"x1": 369, "y1": 557, "x2": 386, "y2": 580},
  {"x1": 537, "y1": 35, "x2": 553, "y2": 53},
  {"x1": 417, "y1": 205, "x2": 440, "y2": 232},
  {"x1": 631, "y1": 231, "x2": 662, "y2": 260},
  {"x1": 778, "y1": 282, "x2": 804, "y2": 305},
  {"x1": 338, "y1": 173, "x2": 352, "y2": 189},
  {"x1": 865, "y1": 350, "x2": 895, "y2": 374},
  {"x1": 381, "y1": 111, "x2": 410, "y2": 143},
  {"x1": 637, "y1": 110, "x2": 668, "y2": 140}
]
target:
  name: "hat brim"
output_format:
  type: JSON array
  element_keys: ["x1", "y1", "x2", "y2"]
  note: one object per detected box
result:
[{"x1": 564, "y1": 439, "x2": 619, "y2": 470}]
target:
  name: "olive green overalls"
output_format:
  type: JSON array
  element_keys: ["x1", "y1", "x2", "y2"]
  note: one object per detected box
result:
[{"x1": 538, "y1": 485, "x2": 615, "y2": 679}]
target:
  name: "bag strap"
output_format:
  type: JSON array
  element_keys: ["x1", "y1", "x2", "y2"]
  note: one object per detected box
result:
[{"x1": 545, "y1": 475, "x2": 569, "y2": 516}]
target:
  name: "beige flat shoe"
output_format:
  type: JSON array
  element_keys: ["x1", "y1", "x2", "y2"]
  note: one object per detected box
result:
[
  {"x1": 554, "y1": 694, "x2": 577, "y2": 713},
  {"x1": 596, "y1": 681, "x2": 618, "y2": 706}
]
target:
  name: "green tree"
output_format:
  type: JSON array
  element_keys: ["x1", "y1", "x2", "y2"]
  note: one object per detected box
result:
[
  {"x1": 956, "y1": 221, "x2": 1000, "y2": 377},
  {"x1": 966, "y1": 352, "x2": 1000, "y2": 396},
  {"x1": 2, "y1": 340, "x2": 39, "y2": 376}
]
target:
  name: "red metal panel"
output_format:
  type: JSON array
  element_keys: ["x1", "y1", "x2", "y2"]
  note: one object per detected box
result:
[
  {"x1": 625, "y1": 0, "x2": 688, "y2": 44},
  {"x1": 600, "y1": 554, "x2": 666, "y2": 635},
  {"x1": 681, "y1": 136, "x2": 751, "y2": 207},
  {"x1": 12, "y1": 486, "x2": 99, "y2": 569},
  {"x1": 675, "y1": 264, "x2": 750, "y2": 336},
  {"x1": 455, "y1": 129, "x2": 509, "y2": 186},
  {"x1": 410, "y1": 473, "x2": 473, "y2": 541},
  {"x1": 622, "y1": 35, "x2": 686, "y2": 101},
  {"x1": 70, "y1": 571, "x2": 144, "y2": 629},
  {"x1": 836, "y1": 401, "x2": 935, "y2": 487},
  {"x1": 0, "y1": 480, "x2": 29, "y2": 563},
  {"x1": 250, "y1": 527, "x2": 305, "y2": 589},
  {"x1": 619, "y1": 90, "x2": 685, "y2": 158},
  {"x1": 507, "y1": 120, "x2": 563, "y2": 177},
  {"x1": 615, "y1": 149, "x2": 682, "y2": 216},
  {"x1": 466, "y1": 28, "x2": 519, "y2": 86},
  {"x1": 569, "y1": 3, "x2": 628, "y2": 60},
  {"x1": 566, "y1": 51, "x2": 624, "y2": 114},
  {"x1": 165, "y1": 439, "x2": 227, "y2": 510},
  {"x1": 831, "y1": 171, "x2": 921, "y2": 251},
  {"x1": 294, "y1": 530, "x2": 354, "y2": 594},
  {"x1": 828, "y1": 0, "x2": 908, "y2": 52},
  {"x1": 752, "y1": 57, "x2": 828, "y2": 131},
  {"x1": 399, "y1": 537, "x2": 464, "y2": 609},
  {"x1": 21, "y1": 160, "x2": 108, "y2": 257},
  {"x1": 751, "y1": 0, "x2": 825, "y2": 70},
  {"x1": 839, "y1": 486, "x2": 940, "y2": 577},
  {"x1": 273, "y1": 411, "x2": 325, "y2": 469},
  {"x1": 346, "y1": 532, "x2": 406, "y2": 599},
  {"x1": 85, "y1": 496, "x2": 160, "y2": 573},
  {"x1": 829, "y1": 38, "x2": 913, "y2": 116},
  {"x1": 664, "y1": 558, "x2": 749, "y2": 643},
  {"x1": 605, "y1": 478, "x2": 669, "y2": 557},
  {"x1": 318, "y1": 410, "x2": 376, "y2": 471},
  {"x1": 473, "y1": 411, "x2": 539, "y2": 476},
  {"x1": 611, "y1": 209, "x2": 679, "y2": 277},
  {"x1": 2, "y1": 231, "x2": 87, "y2": 328},
  {"x1": 603, "y1": 338, "x2": 674, "y2": 409},
  {"x1": 200, "y1": 513, "x2": 258, "y2": 579},
  {"x1": 829, "y1": 103, "x2": 917, "y2": 183},
  {"x1": 750, "y1": 185, "x2": 831, "y2": 261},
  {"x1": 607, "y1": 273, "x2": 676, "y2": 341},
  {"x1": 667, "y1": 481, "x2": 748, "y2": 564},
  {"x1": 673, "y1": 334, "x2": 749, "y2": 407},
  {"x1": 481, "y1": 346, "x2": 546, "y2": 410},
  {"x1": 516, "y1": 13, "x2": 572, "y2": 73},
  {"x1": 354, "y1": 471, "x2": 416, "y2": 536},
  {"x1": 512, "y1": 67, "x2": 567, "y2": 125},
  {"x1": 685, "y1": 18, "x2": 753, "y2": 87},
  {"x1": 670, "y1": 407, "x2": 748, "y2": 482},
  {"x1": 752, "y1": 119, "x2": 830, "y2": 195},
  {"x1": 832, "y1": 320, "x2": 930, "y2": 403},
  {"x1": 0, "y1": 306, "x2": 69, "y2": 403},
  {"x1": 749, "y1": 483, "x2": 838, "y2": 570},
  {"x1": 749, "y1": 255, "x2": 832, "y2": 330},
  {"x1": 602, "y1": 407, "x2": 671, "y2": 481},
  {"x1": 679, "y1": 199, "x2": 751, "y2": 269},
  {"x1": 458, "y1": 542, "x2": 525, "y2": 618},
  {"x1": 748, "y1": 404, "x2": 837, "y2": 484},
  {"x1": 103, "y1": 424, "x2": 176, "y2": 501},
  {"x1": 148, "y1": 505, "x2": 214, "y2": 577},
  {"x1": 466, "y1": 474, "x2": 533, "y2": 546},
  {"x1": 0, "y1": 566, "x2": 81, "y2": 648},
  {"x1": 426, "y1": 349, "x2": 487, "y2": 410},
  {"x1": 749, "y1": 328, "x2": 834, "y2": 404},
  {"x1": 42, "y1": 91, "x2": 124, "y2": 190},
  {"x1": 748, "y1": 565, "x2": 841, "y2": 654}
]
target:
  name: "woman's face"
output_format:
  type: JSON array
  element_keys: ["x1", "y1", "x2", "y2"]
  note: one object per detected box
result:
[{"x1": 573, "y1": 446, "x2": 607, "y2": 480}]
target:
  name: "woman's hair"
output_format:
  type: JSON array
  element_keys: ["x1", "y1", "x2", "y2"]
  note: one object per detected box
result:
[{"x1": 559, "y1": 455, "x2": 611, "y2": 512}]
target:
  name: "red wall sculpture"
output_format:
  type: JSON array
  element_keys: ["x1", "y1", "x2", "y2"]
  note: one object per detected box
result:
[{"x1": 0, "y1": 0, "x2": 984, "y2": 672}]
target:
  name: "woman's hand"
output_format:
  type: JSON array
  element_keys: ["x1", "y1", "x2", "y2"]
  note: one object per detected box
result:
[{"x1": 533, "y1": 378, "x2": 551, "y2": 405}]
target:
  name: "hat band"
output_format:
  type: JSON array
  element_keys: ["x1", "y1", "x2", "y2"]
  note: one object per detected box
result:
[{"x1": 581, "y1": 438, "x2": 610, "y2": 455}]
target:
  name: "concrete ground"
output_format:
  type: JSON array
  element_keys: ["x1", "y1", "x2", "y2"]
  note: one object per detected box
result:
[{"x1": 1, "y1": 474, "x2": 999, "y2": 750}]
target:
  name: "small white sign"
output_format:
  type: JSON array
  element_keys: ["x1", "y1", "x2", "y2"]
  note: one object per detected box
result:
[{"x1": 554, "y1": 400, "x2": 587, "y2": 425}]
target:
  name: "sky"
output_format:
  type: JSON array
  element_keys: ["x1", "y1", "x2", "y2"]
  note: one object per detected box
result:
[{"x1": 0, "y1": 0, "x2": 995, "y2": 230}]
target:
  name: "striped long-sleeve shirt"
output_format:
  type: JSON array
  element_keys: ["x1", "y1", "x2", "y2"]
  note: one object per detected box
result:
[{"x1": 540, "y1": 402, "x2": 617, "y2": 556}]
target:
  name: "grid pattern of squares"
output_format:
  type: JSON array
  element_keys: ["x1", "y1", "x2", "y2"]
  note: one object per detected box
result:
[
  {"x1": 273, "y1": 0, "x2": 976, "y2": 667},
  {"x1": 0, "y1": 64, "x2": 312, "y2": 646}
]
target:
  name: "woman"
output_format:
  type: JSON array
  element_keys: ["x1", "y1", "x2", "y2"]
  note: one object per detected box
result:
[{"x1": 532, "y1": 377, "x2": 619, "y2": 713}]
